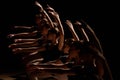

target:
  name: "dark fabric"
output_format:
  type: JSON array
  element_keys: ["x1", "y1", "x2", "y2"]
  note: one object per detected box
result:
[
  {"x1": 68, "y1": 74, "x2": 101, "y2": 80},
  {"x1": 42, "y1": 44, "x2": 61, "y2": 62}
]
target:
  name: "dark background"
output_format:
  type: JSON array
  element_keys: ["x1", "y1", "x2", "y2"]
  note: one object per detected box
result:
[{"x1": 0, "y1": 0, "x2": 119, "y2": 79}]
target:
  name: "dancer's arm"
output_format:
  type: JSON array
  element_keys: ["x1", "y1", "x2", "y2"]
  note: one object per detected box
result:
[
  {"x1": 46, "y1": 5, "x2": 64, "y2": 51},
  {"x1": 7, "y1": 30, "x2": 38, "y2": 38},
  {"x1": 12, "y1": 47, "x2": 46, "y2": 54},
  {"x1": 14, "y1": 38, "x2": 38, "y2": 43},
  {"x1": 74, "y1": 21, "x2": 89, "y2": 42},
  {"x1": 9, "y1": 41, "x2": 39, "y2": 49},
  {"x1": 65, "y1": 20, "x2": 79, "y2": 41},
  {"x1": 35, "y1": 1, "x2": 54, "y2": 29}
]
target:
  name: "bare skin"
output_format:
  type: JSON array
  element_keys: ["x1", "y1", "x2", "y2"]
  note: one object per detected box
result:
[
  {"x1": 65, "y1": 20, "x2": 80, "y2": 41},
  {"x1": 35, "y1": 1, "x2": 54, "y2": 29},
  {"x1": 74, "y1": 21, "x2": 89, "y2": 42},
  {"x1": 12, "y1": 47, "x2": 46, "y2": 54},
  {"x1": 7, "y1": 30, "x2": 38, "y2": 38},
  {"x1": 75, "y1": 20, "x2": 103, "y2": 53},
  {"x1": 46, "y1": 5, "x2": 64, "y2": 51},
  {"x1": 9, "y1": 41, "x2": 40, "y2": 48},
  {"x1": 14, "y1": 26, "x2": 34, "y2": 30},
  {"x1": 14, "y1": 38, "x2": 38, "y2": 43}
]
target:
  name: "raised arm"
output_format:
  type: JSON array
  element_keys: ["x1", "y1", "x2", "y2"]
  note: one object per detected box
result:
[
  {"x1": 46, "y1": 5, "x2": 64, "y2": 51},
  {"x1": 80, "y1": 20, "x2": 103, "y2": 53},
  {"x1": 35, "y1": 1, "x2": 54, "y2": 29},
  {"x1": 65, "y1": 20, "x2": 80, "y2": 41},
  {"x1": 74, "y1": 21, "x2": 89, "y2": 42}
]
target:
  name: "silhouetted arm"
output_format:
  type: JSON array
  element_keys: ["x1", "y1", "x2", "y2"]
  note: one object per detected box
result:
[
  {"x1": 35, "y1": 1, "x2": 54, "y2": 28},
  {"x1": 14, "y1": 26, "x2": 34, "y2": 29},
  {"x1": 7, "y1": 30, "x2": 38, "y2": 38},
  {"x1": 46, "y1": 5, "x2": 64, "y2": 51},
  {"x1": 14, "y1": 38, "x2": 38, "y2": 43},
  {"x1": 81, "y1": 20, "x2": 103, "y2": 53},
  {"x1": 74, "y1": 21, "x2": 89, "y2": 42},
  {"x1": 12, "y1": 47, "x2": 46, "y2": 54},
  {"x1": 65, "y1": 20, "x2": 79, "y2": 41},
  {"x1": 9, "y1": 41, "x2": 40, "y2": 49}
]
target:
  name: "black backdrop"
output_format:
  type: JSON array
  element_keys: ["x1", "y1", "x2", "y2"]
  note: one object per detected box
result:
[{"x1": 0, "y1": 0, "x2": 119, "y2": 79}]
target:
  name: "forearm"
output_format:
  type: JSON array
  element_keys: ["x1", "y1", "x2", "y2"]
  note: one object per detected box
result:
[
  {"x1": 81, "y1": 20, "x2": 103, "y2": 53},
  {"x1": 14, "y1": 26, "x2": 34, "y2": 29},
  {"x1": 12, "y1": 47, "x2": 40, "y2": 54},
  {"x1": 78, "y1": 27, "x2": 89, "y2": 42},
  {"x1": 50, "y1": 12, "x2": 65, "y2": 50},
  {"x1": 74, "y1": 21, "x2": 89, "y2": 42},
  {"x1": 35, "y1": 1, "x2": 54, "y2": 28},
  {"x1": 56, "y1": 19, "x2": 64, "y2": 51},
  {"x1": 9, "y1": 42, "x2": 40, "y2": 48},
  {"x1": 69, "y1": 27, "x2": 79, "y2": 41},
  {"x1": 8, "y1": 32, "x2": 37, "y2": 38},
  {"x1": 14, "y1": 39, "x2": 37, "y2": 43},
  {"x1": 66, "y1": 20, "x2": 79, "y2": 41},
  {"x1": 12, "y1": 46, "x2": 46, "y2": 54}
]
